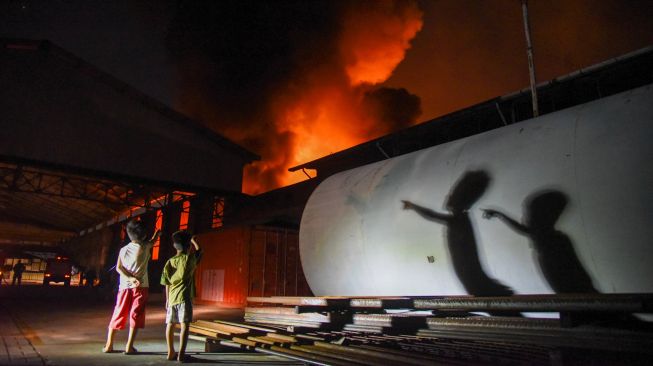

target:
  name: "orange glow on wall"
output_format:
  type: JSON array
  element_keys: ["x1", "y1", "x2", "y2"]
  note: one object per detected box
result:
[
  {"x1": 194, "y1": 226, "x2": 311, "y2": 307},
  {"x1": 211, "y1": 198, "x2": 224, "y2": 229},
  {"x1": 152, "y1": 210, "x2": 162, "y2": 260},
  {"x1": 179, "y1": 201, "x2": 190, "y2": 230}
]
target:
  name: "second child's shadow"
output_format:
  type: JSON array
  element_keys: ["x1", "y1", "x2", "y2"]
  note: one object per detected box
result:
[{"x1": 483, "y1": 190, "x2": 597, "y2": 293}]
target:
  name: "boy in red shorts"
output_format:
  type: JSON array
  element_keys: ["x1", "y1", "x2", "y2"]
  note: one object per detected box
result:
[{"x1": 103, "y1": 219, "x2": 160, "y2": 354}]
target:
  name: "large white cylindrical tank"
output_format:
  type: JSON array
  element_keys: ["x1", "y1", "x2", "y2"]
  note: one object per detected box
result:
[{"x1": 300, "y1": 84, "x2": 653, "y2": 296}]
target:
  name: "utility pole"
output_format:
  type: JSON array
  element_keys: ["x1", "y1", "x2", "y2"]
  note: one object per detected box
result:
[{"x1": 521, "y1": 0, "x2": 539, "y2": 117}]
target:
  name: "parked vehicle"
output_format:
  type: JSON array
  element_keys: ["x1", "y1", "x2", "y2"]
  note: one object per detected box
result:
[{"x1": 43, "y1": 256, "x2": 72, "y2": 286}]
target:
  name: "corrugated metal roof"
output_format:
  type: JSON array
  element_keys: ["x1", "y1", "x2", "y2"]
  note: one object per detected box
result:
[
  {"x1": 0, "y1": 38, "x2": 258, "y2": 244},
  {"x1": 0, "y1": 161, "x2": 170, "y2": 244}
]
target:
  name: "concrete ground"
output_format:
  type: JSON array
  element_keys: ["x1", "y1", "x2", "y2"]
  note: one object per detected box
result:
[{"x1": 0, "y1": 284, "x2": 301, "y2": 365}]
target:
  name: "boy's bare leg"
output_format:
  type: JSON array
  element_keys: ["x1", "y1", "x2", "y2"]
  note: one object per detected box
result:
[
  {"x1": 166, "y1": 323, "x2": 176, "y2": 360},
  {"x1": 125, "y1": 327, "x2": 138, "y2": 353},
  {"x1": 103, "y1": 327, "x2": 116, "y2": 352},
  {"x1": 178, "y1": 323, "x2": 189, "y2": 361}
]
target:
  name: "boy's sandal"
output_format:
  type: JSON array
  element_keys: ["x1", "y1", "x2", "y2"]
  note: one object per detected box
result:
[
  {"x1": 123, "y1": 347, "x2": 138, "y2": 355},
  {"x1": 101, "y1": 346, "x2": 113, "y2": 353}
]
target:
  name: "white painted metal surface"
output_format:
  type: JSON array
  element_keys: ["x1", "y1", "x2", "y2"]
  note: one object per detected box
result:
[{"x1": 300, "y1": 84, "x2": 653, "y2": 296}]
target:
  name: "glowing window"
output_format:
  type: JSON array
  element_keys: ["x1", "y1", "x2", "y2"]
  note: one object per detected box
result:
[
  {"x1": 179, "y1": 200, "x2": 190, "y2": 230},
  {"x1": 152, "y1": 210, "x2": 163, "y2": 260},
  {"x1": 212, "y1": 198, "x2": 224, "y2": 229}
]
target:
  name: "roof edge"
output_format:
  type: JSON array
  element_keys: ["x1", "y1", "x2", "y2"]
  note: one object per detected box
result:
[{"x1": 1, "y1": 38, "x2": 260, "y2": 163}]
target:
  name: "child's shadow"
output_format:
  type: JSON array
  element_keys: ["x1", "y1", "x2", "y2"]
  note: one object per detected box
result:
[{"x1": 483, "y1": 190, "x2": 597, "y2": 293}]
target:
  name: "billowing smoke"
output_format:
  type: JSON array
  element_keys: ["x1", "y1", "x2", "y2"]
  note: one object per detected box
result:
[{"x1": 167, "y1": 0, "x2": 423, "y2": 194}]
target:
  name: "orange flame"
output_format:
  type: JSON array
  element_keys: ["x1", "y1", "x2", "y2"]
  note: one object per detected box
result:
[
  {"x1": 171, "y1": 1, "x2": 423, "y2": 195},
  {"x1": 242, "y1": 1, "x2": 423, "y2": 194}
]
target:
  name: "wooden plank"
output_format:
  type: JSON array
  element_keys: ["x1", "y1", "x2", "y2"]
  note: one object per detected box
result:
[
  {"x1": 214, "y1": 320, "x2": 278, "y2": 333},
  {"x1": 219, "y1": 339, "x2": 253, "y2": 351},
  {"x1": 187, "y1": 323, "x2": 246, "y2": 338},
  {"x1": 194, "y1": 319, "x2": 250, "y2": 334},
  {"x1": 266, "y1": 333, "x2": 298, "y2": 343},
  {"x1": 248, "y1": 335, "x2": 294, "y2": 346},
  {"x1": 232, "y1": 337, "x2": 258, "y2": 347},
  {"x1": 186, "y1": 325, "x2": 221, "y2": 339}
]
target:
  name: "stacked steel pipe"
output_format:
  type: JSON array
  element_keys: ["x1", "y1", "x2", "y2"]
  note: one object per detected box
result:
[{"x1": 187, "y1": 294, "x2": 653, "y2": 365}]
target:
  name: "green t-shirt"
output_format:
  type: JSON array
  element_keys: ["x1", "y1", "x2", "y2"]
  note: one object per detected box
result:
[{"x1": 160, "y1": 250, "x2": 202, "y2": 306}]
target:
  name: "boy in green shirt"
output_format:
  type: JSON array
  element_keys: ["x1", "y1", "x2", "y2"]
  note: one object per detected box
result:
[{"x1": 160, "y1": 231, "x2": 202, "y2": 362}]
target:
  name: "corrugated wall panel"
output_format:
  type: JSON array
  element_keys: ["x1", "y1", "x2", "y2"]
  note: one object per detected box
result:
[
  {"x1": 195, "y1": 226, "x2": 312, "y2": 307},
  {"x1": 248, "y1": 227, "x2": 312, "y2": 298},
  {"x1": 194, "y1": 227, "x2": 251, "y2": 307}
]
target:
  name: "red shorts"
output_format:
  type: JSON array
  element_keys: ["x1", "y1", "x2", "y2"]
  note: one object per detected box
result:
[{"x1": 108, "y1": 287, "x2": 148, "y2": 329}]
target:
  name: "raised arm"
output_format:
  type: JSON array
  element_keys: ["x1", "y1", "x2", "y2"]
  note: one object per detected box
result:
[
  {"x1": 191, "y1": 235, "x2": 200, "y2": 250},
  {"x1": 402, "y1": 200, "x2": 451, "y2": 223},
  {"x1": 191, "y1": 236, "x2": 203, "y2": 261},
  {"x1": 146, "y1": 229, "x2": 162, "y2": 247},
  {"x1": 482, "y1": 209, "x2": 530, "y2": 234}
]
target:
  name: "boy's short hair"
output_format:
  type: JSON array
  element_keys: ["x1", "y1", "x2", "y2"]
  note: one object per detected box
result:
[
  {"x1": 172, "y1": 230, "x2": 192, "y2": 251},
  {"x1": 126, "y1": 219, "x2": 148, "y2": 242}
]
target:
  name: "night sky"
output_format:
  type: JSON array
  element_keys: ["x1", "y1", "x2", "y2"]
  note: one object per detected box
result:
[{"x1": 2, "y1": 0, "x2": 652, "y2": 193}]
